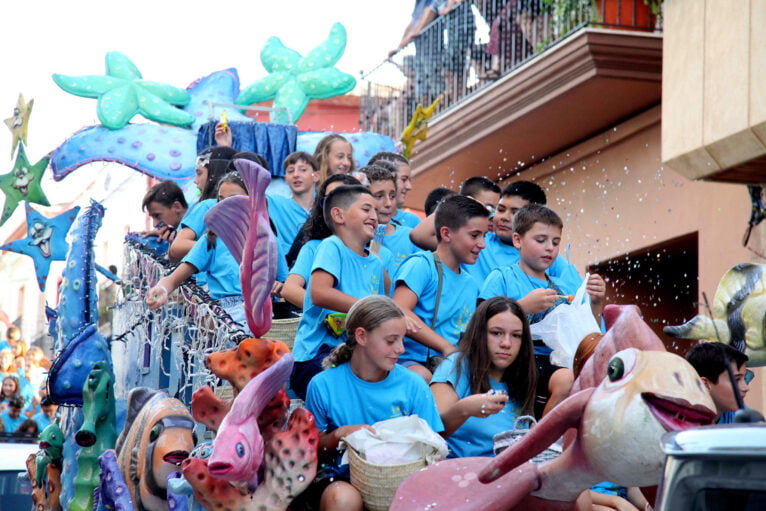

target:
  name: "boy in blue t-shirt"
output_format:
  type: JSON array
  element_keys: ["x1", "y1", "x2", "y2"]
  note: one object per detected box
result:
[
  {"x1": 290, "y1": 185, "x2": 389, "y2": 399},
  {"x1": 267, "y1": 152, "x2": 319, "y2": 257},
  {"x1": 468, "y1": 181, "x2": 582, "y2": 286},
  {"x1": 368, "y1": 152, "x2": 421, "y2": 228},
  {"x1": 480, "y1": 204, "x2": 606, "y2": 418},
  {"x1": 393, "y1": 195, "x2": 489, "y2": 381},
  {"x1": 360, "y1": 165, "x2": 421, "y2": 275}
]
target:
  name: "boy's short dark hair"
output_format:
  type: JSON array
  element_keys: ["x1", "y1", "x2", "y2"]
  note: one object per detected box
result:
[
  {"x1": 323, "y1": 185, "x2": 373, "y2": 231},
  {"x1": 425, "y1": 187, "x2": 457, "y2": 216},
  {"x1": 369, "y1": 152, "x2": 409, "y2": 167},
  {"x1": 686, "y1": 342, "x2": 749, "y2": 384},
  {"x1": 359, "y1": 165, "x2": 396, "y2": 187},
  {"x1": 142, "y1": 181, "x2": 188, "y2": 211},
  {"x1": 434, "y1": 195, "x2": 489, "y2": 242},
  {"x1": 459, "y1": 176, "x2": 500, "y2": 197},
  {"x1": 512, "y1": 204, "x2": 563, "y2": 237},
  {"x1": 9, "y1": 395, "x2": 24, "y2": 409},
  {"x1": 501, "y1": 180, "x2": 547, "y2": 205},
  {"x1": 283, "y1": 151, "x2": 317, "y2": 171}
]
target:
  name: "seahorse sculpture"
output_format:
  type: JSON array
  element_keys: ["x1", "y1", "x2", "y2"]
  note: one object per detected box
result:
[
  {"x1": 48, "y1": 200, "x2": 112, "y2": 405},
  {"x1": 70, "y1": 361, "x2": 116, "y2": 511},
  {"x1": 27, "y1": 424, "x2": 65, "y2": 511},
  {"x1": 96, "y1": 450, "x2": 135, "y2": 511},
  {"x1": 204, "y1": 158, "x2": 276, "y2": 337}
]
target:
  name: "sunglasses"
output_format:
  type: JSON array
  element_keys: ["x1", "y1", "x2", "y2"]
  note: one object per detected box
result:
[{"x1": 745, "y1": 369, "x2": 755, "y2": 385}]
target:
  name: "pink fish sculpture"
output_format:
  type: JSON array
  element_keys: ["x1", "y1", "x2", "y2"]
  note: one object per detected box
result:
[
  {"x1": 392, "y1": 349, "x2": 716, "y2": 509},
  {"x1": 205, "y1": 158, "x2": 276, "y2": 337},
  {"x1": 572, "y1": 304, "x2": 666, "y2": 393},
  {"x1": 183, "y1": 407, "x2": 319, "y2": 511},
  {"x1": 207, "y1": 351, "x2": 293, "y2": 489}
]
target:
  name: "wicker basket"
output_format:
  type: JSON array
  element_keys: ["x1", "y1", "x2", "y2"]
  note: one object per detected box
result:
[
  {"x1": 263, "y1": 315, "x2": 301, "y2": 350},
  {"x1": 347, "y1": 446, "x2": 426, "y2": 511},
  {"x1": 492, "y1": 415, "x2": 563, "y2": 463}
]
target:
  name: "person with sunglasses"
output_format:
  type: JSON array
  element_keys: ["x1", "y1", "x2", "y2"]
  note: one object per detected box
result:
[{"x1": 685, "y1": 342, "x2": 754, "y2": 424}]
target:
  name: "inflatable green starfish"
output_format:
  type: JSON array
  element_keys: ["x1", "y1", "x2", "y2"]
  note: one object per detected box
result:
[
  {"x1": 237, "y1": 23, "x2": 356, "y2": 125},
  {"x1": 0, "y1": 144, "x2": 50, "y2": 225},
  {"x1": 53, "y1": 52, "x2": 194, "y2": 130}
]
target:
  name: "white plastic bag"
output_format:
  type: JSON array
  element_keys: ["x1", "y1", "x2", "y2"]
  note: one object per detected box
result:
[
  {"x1": 341, "y1": 415, "x2": 448, "y2": 465},
  {"x1": 529, "y1": 273, "x2": 601, "y2": 369}
]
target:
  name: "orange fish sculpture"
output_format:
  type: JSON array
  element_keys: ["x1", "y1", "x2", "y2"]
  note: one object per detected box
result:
[{"x1": 115, "y1": 388, "x2": 196, "y2": 511}]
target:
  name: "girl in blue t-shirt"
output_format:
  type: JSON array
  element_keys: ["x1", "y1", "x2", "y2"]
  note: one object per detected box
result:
[
  {"x1": 303, "y1": 295, "x2": 443, "y2": 511},
  {"x1": 168, "y1": 145, "x2": 237, "y2": 262},
  {"x1": 430, "y1": 296, "x2": 538, "y2": 458},
  {"x1": 146, "y1": 172, "x2": 249, "y2": 329}
]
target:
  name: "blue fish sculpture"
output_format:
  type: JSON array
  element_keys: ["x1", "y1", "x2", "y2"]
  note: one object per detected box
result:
[{"x1": 48, "y1": 200, "x2": 112, "y2": 405}]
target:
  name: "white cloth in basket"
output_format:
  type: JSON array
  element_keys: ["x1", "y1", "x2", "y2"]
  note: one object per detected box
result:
[{"x1": 342, "y1": 415, "x2": 448, "y2": 465}]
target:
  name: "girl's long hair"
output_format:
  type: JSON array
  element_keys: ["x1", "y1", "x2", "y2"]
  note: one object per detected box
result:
[
  {"x1": 314, "y1": 134, "x2": 355, "y2": 183},
  {"x1": 285, "y1": 173, "x2": 360, "y2": 266},
  {"x1": 456, "y1": 297, "x2": 537, "y2": 415},
  {"x1": 206, "y1": 171, "x2": 248, "y2": 250},
  {"x1": 322, "y1": 295, "x2": 405, "y2": 369}
]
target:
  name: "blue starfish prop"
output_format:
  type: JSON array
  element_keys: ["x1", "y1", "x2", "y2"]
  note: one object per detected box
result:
[
  {"x1": 52, "y1": 52, "x2": 194, "y2": 130},
  {"x1": 237, "y1": 23, "x2": 356, "y2": 125},
  {"x1": 0, "y1": 143, "x2": 50, "y2": 225},
  {"x1": 0, "y1": 203, "x2": 79, "y2": 290}
]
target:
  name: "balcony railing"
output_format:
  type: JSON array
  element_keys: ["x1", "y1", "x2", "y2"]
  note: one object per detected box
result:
[{"x1": 360, "y1": 0, "x2": 661, "y2": 140}]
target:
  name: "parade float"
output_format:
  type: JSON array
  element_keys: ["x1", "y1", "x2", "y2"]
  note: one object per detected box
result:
[{"x1": 0, "y1": 17, "x2": 763, "y2": 511}]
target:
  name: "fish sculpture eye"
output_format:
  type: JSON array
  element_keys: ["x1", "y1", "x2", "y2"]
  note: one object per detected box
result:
[
  {"x1": 149, "y1": 423, "x2": 164, "y2": 442},
  {"x1": 607, "y1": 357, "x2": 625, "y2": 381},
  {"x1": 236, "y1": 442, "x2": 245, "y2": 458}
]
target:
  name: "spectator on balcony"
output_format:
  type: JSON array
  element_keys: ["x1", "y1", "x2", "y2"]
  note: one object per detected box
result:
[
  {"x1": 478, "y1": 0, "x2": 539, "y2": 79},
  {"x1": 313, "y1": 134, "x2": 355, "y2": 183}
]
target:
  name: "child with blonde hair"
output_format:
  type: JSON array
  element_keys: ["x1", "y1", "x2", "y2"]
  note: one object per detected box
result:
[{"x1": 304, "y1": 295, "x2": 443, "y2": 511}]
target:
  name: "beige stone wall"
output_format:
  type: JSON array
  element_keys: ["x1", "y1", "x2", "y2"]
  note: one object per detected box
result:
[
  {"x1": 662, "y1": 0, "x2": 766, "y2": 179},
  {"x1": 512, "y1": 105, "x2": 764, "y2": 413}
]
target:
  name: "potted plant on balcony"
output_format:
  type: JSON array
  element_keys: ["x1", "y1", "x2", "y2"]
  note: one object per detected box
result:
[{"x1": 543, "y1": 0, "x2": 659, "y2": 35}]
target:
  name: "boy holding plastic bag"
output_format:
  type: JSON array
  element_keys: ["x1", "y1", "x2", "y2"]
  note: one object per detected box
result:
[{"x1": 479, "y1": 204, "x2": 605, "y2": 418}]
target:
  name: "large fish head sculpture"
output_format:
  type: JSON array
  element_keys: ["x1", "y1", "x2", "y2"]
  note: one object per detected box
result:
[
  {"x1": 115, "y1": 388, "x2": 196, "y2": 511},
  {"x1": 582, "y1": 348, "x2": 716, "y2": 486},
  {"x1": 40, "y1": 423, "x2": 65, "y2": 462},
  {"x1": 207, "y1": 352, "x2": 293, "y2": 487}
]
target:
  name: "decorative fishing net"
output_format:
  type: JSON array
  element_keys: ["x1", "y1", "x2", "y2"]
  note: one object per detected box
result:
[{"x1": 111, "y1": 238, "x2": 248, "y2": 405}]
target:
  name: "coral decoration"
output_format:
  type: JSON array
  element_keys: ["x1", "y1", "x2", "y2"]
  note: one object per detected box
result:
[{"x1": 183, "y1": 408, "x2": 319, "y2": 511}]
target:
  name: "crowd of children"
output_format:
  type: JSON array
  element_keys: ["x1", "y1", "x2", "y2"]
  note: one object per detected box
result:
[
  {"x1": 0, "y1": 326, "x2": 56, "y2": 437},
  {"x1": 138, "y1": 132, "x2": 753, "y2": 511}
]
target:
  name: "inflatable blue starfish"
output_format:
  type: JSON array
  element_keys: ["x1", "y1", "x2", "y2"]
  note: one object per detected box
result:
[
  {"x1": 0, "y1": 203, "x2": 79, "y2": 290},
  {"x1": 237, "y1": 23, "x2": 356, "y2": 125},
  {"x1": 53, "y1": 52, "x2": 195, "y2": 130}
]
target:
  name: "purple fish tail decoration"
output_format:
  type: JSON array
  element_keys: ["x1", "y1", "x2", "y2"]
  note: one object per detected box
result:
[{"x1": 205, "y1": 159, "x2": 276, "y2": 337}]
